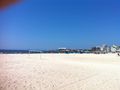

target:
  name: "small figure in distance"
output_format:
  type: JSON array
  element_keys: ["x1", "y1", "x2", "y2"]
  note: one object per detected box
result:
[{"x1": 118, "y1": 53, "x2": 120, "y2": 56}]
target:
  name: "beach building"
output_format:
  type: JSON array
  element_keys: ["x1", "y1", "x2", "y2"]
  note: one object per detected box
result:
[
  {"x1": 100, "y1": 44, "x2": 110, "y2": 53},
  {"x1": 58, "y1": 48, "x2": 70, "y2": 53},
  {"x1": 111, "y1": 45, "x2": 118, "y2": 53},
  {"x1": 116, "y1": 46, "x2": 120, "y2": 53},
  {"x1": 91, "y1": 46, "x2": 101, "y2": 54}
]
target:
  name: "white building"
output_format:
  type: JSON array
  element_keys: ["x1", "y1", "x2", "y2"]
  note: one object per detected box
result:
[
  {"x1": 100, "y1": 44, "x2": 110, "y2": 53},
  {"x1": 111, "y1": 45, "x2": 118, "y2": 53}
]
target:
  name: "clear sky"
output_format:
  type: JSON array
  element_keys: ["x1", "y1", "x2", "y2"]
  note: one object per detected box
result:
[{"x1": 0, "y1": 0, "x2": 120, "y2": 50}]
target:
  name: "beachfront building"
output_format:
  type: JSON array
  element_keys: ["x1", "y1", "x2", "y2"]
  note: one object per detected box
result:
[
  {"x1": 100, "y1": 44, "x2": 110, "y2": 53},
  {"x1": 111, "y1": 45, "x2": 118, "y2": 53},
  {"x1": 58, "y1": 48, "x2": 83, "y2": 53},
  {"x1": 91, "y1": 44, "x2": 111, "y2": 54},
  {"x1": 91, "y1": 46, "x2": 101, "y2": 54},
  {"x1": 29, "y1": 50, "x2": 42, "y2": 53},
  {"x1": 58, "y1": 48, "x2": 70, "y2": 53},
  {"x1": 116, "y1": 46, "x2": 120, "y2": 53}
]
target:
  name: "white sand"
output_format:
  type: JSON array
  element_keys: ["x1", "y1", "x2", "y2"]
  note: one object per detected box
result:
[{"x1": 0, "y1": 54, "x2": 120, "y2": 90}]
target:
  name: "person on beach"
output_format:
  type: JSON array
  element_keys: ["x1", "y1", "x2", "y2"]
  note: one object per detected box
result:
[{"x1": 118, "y1": 53, "x2": 120, "y2": 56}]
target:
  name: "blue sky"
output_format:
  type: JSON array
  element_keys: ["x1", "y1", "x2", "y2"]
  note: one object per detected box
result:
[{"x1": 0, "y1": 0, "x2": 120, "y2": 50}]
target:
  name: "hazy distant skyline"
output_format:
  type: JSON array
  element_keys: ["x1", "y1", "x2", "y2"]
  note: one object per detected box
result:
[{"x1": 0, "y1": 0, "x2": 120, "y2": 50}]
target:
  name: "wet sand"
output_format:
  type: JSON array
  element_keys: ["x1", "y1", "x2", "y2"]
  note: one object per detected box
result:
[{"x1": 0, "y1": 54, "x2": 120, "y2": 90}]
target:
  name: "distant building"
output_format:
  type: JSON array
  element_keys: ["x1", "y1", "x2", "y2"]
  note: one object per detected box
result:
[
  {"x1": 58, "y1": 48, "x2": 70, "y2": 53},
  {"x1": 29, "y1": 50, "x2": 42, "y2": 53},
  {"x1": 116, "y1": 46, "x2": 120, "y2": 53},
  {"x1": 100, "y1": 44, "x2": 110, "y2": 53},
  {"x1": 111, "y1": 45, "x2": 118, "y2": 53},
  {"x1": 91, "y1": 44, "x2": 111, "y2": 54},
  {"x1": 58, "y1": 48, "x2": 83, "y2": 53},
  {"x1": 91, "y1": 46, "x2": 101, "y2": 54},
  {"x1": 58, "y1": 48, "x2": 67, "y2": 50}
]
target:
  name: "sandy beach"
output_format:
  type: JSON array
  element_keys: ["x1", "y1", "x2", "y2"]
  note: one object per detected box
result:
[{"x1": 0, "y1": 54, "x2": 120, "y2": 90}]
